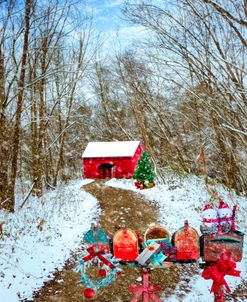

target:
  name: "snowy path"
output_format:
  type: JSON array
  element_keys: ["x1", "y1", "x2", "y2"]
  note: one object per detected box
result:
[
  {"x1": 31, "y1": 180, "x2": 199, "y2": 302},
  {"x1": 31, "y1": 180, "x2": 165, "y2": 302}
]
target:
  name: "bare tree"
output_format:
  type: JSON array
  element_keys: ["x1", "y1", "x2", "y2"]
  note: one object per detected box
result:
[
  {"x1": 7, "y1": 0, "x2": 32, "y2": 211},
  {"x1": 0, "y1": 46, "x2": 9, "y2": 207},
  {"x1": 52, "y1": 38, "x2": 87, "y2": 187},
  {"x1": 0, "y1": 0, "x2": 96, "y2": 211},
  {"x1": 123, "y1": 0, "x2": 247, "y2": 192}
]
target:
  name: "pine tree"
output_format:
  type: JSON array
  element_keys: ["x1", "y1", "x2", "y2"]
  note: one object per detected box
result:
[{"x1": 134, "y1": 151, "x2": 154, "y2": 184}]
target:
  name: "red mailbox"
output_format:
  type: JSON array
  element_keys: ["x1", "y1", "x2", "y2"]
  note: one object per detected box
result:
[
  {"x1": 200, "y1": 231, "x2": 244, "y2": 262},
  {"x1": 172, "y1": 220, "x2": 200, "y2": 261},
  {"x1": 113, "y1": 228, "x2": 139, "y2": 261}
]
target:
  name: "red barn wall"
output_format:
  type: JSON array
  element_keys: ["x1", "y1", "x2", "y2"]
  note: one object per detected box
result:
[
  {"x1": 131, "y1": 144, "x2": 143, "y2": 174},
  {"x1": 83, "y1": 143, "x2": 143, "y2": 179}
]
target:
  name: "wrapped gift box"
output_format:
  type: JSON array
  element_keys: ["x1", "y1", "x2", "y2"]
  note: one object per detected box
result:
[
  {"x1": 136, "y1": 242, "x2": 161, "y2": 266},
  {"x1": 159, "y1": 242, "x2": 177, "y2": 262},
  {"x1": 150, "y1": 251, "x2": 167, "y2": 268}
]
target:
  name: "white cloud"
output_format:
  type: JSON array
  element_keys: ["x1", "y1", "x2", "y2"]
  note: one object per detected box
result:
[
  {"x1": 95, "y1": 24, "x2": 150, "y2": 58},
  {"x1": 105, "y1": 0, "x2": 125, "y2": 8}
]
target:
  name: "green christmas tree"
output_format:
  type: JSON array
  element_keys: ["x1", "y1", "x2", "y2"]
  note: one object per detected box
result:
[{"x1": 134, "y1": 151, "x2": 155, "y2": 185}]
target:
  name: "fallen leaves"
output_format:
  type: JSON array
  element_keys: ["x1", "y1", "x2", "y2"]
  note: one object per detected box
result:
[{"x1": 37, "y1": 219, "x2": 46, "y2": 231}]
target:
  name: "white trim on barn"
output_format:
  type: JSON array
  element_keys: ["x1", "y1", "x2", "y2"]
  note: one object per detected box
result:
[{"x1": 82, "y1": 141, "x2": 141, "y2": 158}]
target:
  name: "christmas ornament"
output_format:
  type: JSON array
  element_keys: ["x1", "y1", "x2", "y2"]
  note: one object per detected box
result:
[
  {"x1": 84, "y1": 288, "x2": 95, "y2": 299},
  {"x1": 217, "y1": 201, "x2": 236, "y2": 234},
  {"x1": 113, "y1": 227, "x2": 139, "y2": 261},
  {"x1": 98, "y1": 268, "x2": 107, "y2": 277},
  {"x1": 144, "y1": 179, "x2": 149, "y2": 186},
  {"x1": 198, "y1": 147, "x2": 206, "y2": 165},
  {"x1": 202, "y1": 252, "x2": 240, "y2": 302},
  {"x1": 172, "y1": 220, "x2": 200, "y2": 261},
  {"x1": 200, "y1": 204, "x2": 219, "y2": 235},
  {"x1": 129, "y1": 269, "x2": 162, "y2": 302}
]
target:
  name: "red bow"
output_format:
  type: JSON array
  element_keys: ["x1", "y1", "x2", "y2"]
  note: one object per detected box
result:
[
  {"x1": 129, "y1": 271, "x2": 162, "y2": 302},
  {"x1": 82, "y1": 246, "x2": 115, "y2": 270},
  {"x1": 202, "y1": 252, "x2": 240, "y2": 294}
]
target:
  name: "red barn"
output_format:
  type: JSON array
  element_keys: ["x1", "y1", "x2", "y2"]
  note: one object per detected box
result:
[{"x1": 82, "y1": 141, "x2": 142, "y2": 179}]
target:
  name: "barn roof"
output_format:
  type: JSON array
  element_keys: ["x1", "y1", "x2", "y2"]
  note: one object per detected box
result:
[{"x1": 82, "y1": 141, "x2": 141, "y2": 158}]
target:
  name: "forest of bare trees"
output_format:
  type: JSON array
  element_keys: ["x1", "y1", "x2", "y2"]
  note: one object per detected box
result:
[{"x1": 0, "y1": 0, "x2": 246, "y2": 212}]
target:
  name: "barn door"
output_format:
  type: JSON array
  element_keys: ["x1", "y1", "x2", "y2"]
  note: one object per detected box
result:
[{"x1": 98, "y1": 163, "x2": 115, "y2": 178}]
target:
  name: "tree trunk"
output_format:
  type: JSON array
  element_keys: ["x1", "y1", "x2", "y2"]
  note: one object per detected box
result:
[
  {"x1": 53, "y1": 39, "x2": 84, "y2": 187},
  {"x1": 0, "y1": 48, "x2": 9, "y2": 209},
  {"x1": 8, "y1": 0, "x2": 31, "y2": 211},
  {"x1": 29, "y1": 55, "x2": 40, "y2": 195},
  {"x1": 34, "y1": 36, "x2": 48, "y2": 195}
]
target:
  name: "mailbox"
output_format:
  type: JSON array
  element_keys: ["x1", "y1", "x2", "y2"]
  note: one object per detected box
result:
[
  {"x1": 144, "y1": 223, "x2": 170, "y2": 246},
  {"x1": 200, "y1": 230, "x2": 244, "y2": 262},
  {"x1": 172, "y1": 220, "x2": 200, "y2": 261},
  {"x1": 84, "y1": 228, "x2": 108, "y2": 244},
  {"x1": 83, "y1": 227, "x2": 110, "y2": 253},
  {"x1": 113, "y1": 228, "x2": 139, "y2": 261}
]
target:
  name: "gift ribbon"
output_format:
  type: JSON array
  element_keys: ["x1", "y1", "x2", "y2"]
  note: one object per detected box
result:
[
  {"x1": 82, "y1": 246, "x2": 115, "y2": 270},
  {"x1": 202, "y1": 252, "x2": 240, "y2": 295},
  {"x1": 129, "y1": 271, "x2": 162, "y2": 302}
]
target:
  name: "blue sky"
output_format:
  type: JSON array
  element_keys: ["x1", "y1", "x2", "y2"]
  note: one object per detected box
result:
[
  {"x1": 91, "y1": 0, "x2": 125, "y2": 29},
  {"x1": 1, "y1": 0, "x2": 146, "y2": 54},
  {"x1": 84, "y1": 0, "x2": 147, "y2": 53},
  {"x1": 86, "y1": 0, "x2": 126, "y2": 32}
]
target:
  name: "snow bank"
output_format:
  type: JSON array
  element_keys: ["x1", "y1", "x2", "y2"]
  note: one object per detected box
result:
[
  {"x1": 106, "y1": 176, "x2": 247, "y2": 302},
  {"x1": 0, "y1": 179, "x2": 99, "y2": 302}
]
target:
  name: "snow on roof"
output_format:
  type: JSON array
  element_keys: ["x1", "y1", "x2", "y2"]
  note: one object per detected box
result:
[{"x1": 82, "y1": 141, "x2": 141, "y2": 158}]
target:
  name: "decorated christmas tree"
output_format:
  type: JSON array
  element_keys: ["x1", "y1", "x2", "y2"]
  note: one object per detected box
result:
[{"x1": 134, "y1": 150, "x2": 155, "y2": 189}]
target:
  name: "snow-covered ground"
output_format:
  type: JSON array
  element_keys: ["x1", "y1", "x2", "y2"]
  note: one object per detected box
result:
[
  {"x1": 0, "y1": 179, "x2": 99, "y2": 302},
  {"x1": 0, "y1": 175, "x2": 246, "y2": 302},
  {"x1": 106, "y1": 175, "x2": 247, "y2": 302}
]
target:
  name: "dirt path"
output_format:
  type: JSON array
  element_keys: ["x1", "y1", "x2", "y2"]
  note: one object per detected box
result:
[{"x1": 30, "y1": 180, "x2": 197, "y2": 302}]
